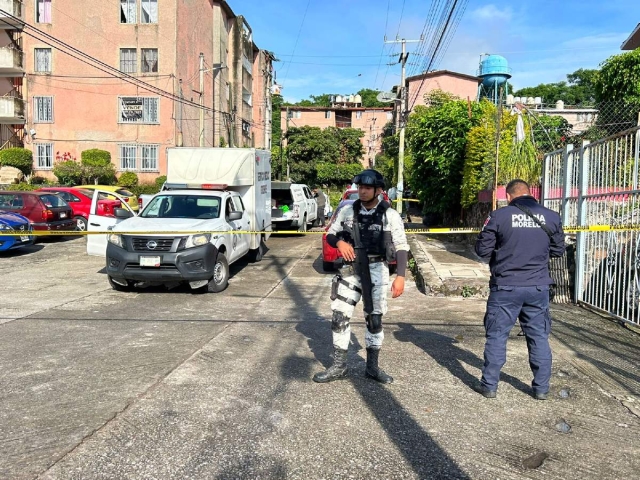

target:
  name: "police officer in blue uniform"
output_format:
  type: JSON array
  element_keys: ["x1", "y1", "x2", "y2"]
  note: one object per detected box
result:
[{"x1": 475, "y1": 179, "x2": 565, "y2": 400}]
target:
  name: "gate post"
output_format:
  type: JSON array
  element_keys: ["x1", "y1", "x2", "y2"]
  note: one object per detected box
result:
[
  {"x1": 562, "y1": 144, "x2": 574, "y2": 223},
  {"x1": 575, "y1": 140, "x2": 590, "y2": 304}
]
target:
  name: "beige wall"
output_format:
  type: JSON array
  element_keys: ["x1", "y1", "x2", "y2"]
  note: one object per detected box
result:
[
  {"x1": 407, "y1": 73, "x2": 479, "y2": 109},
  {"x1": 280, "y1": 107, "x2": 393, "y2": 167}
]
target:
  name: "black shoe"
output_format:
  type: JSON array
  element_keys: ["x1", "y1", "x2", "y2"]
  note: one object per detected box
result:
[
  {"x1": 534, "y1": 391, "x2": 548, "y2": 400},
  {"x1": 313, "y1": 348, "x2": 348, "y2": 383},
  {"x1": 477, "y1": 385, "x2": 497, "y2": 398},
  {"x1": 365, "y1": 347, "x2": 393, "y2": 384}
]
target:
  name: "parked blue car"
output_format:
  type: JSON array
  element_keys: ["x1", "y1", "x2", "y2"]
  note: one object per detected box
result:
[{"x1": 0, "y1": 210, "x2": 35, "y2": 252}]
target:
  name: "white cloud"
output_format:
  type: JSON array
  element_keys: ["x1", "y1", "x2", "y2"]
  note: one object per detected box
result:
[{"x1": 470, "y1": 4, "x2": 513, "y2": 22}]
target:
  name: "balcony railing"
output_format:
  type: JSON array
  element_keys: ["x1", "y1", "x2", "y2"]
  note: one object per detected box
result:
[
  {"x1": 0, "y1": 0, "x2": 24, "y2": 29},
  {"x1": 0, "y1": 46, "x2": 23, "y2": 74},
  {"x1": 0, "y1": 96, "x2": 25, "y2": 124}
]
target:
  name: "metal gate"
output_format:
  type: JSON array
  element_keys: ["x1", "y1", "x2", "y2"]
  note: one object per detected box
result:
[{"x1": 541, "y1": 125, "x2": 640, "y2": 326}]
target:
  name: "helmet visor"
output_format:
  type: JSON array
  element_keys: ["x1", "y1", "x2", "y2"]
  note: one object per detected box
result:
[{"x1": 353, "y1": 174, "x2": 379, "y2": 187}]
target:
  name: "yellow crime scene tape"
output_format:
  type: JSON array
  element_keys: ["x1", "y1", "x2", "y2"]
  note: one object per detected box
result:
[{"x1": 3, "y1": 224, "x2": 640, "y2": 237}]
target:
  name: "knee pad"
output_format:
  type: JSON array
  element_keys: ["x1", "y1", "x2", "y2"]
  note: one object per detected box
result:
[
  {"x1": 331, "y1": 311, "x2": 350, "y2": 333},
  {"x1": 365, "y1": 314, "x2": 383, "y2": 334}
]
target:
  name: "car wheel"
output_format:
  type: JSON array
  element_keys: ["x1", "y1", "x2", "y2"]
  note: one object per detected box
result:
[
  {"x1": 299, "y1": 214, "x2": 307, "y2": 233},
  {"x1": 323, "y1": 260, "x2": 336, "y2": 272},
  {"x1": 75, "y1": 216, "x2": 88, "y2": 232},
  {"x1": 199, "y1": 253, "x2": 229, "y2": 293},
  {"x1": 108, "y1": 275, "x2": 134, "y2": 292},
  {"x1": 247, "y1": 237, "x2": 265, "y2": 263}
]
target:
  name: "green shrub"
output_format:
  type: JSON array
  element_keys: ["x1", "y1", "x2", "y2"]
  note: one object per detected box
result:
[
  {"x1": 0, "y1": 148, "x2": 33, "y2": 175},
  {"x1": 81, "y1": 149, "x2": 111, "y2": 167},
  {"x1": 30, "y1": 175, "x2": 49, "y2": 185},
  {"x1": 155, "y1": 175, "x2": 167, "y2": 189},
  {"x1": 5, "y1": 182, "x2": 38, "y2": 191},
  {"x1": 53, "y1": 160, "x2": 84, "y2": 186},
  {"x1": 132, "y1": 183, "x2": 160, "y2": 196},
  {"x1": 117, "y1": 171, "x2": 139, "y2": 188}
]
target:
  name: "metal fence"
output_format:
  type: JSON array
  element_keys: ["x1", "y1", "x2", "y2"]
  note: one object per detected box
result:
[{"x1": 541, "y1": 122, "x2": 640, "y2": 326}]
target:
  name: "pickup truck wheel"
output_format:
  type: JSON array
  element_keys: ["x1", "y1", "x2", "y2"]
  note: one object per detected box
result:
[
  {"x1": 248, "y1": 238, "x2": 265, "y2": 262},
  {"x1": 108, "y1": 275, "x2": 133, "y2": 292},
  {"x1": 298, "y1": 214, "x2": 307, "y2": 233},
  {"x1": 322, "y1": 260, "x2": 336, "y2": 272},
  {"x1": 202, "y1": 253, "x2": 229, "y2": 293}
]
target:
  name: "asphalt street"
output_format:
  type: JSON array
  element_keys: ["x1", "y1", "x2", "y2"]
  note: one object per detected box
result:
[{"x1": 1, "y1": 235, "x2": 639, "y2": 479}]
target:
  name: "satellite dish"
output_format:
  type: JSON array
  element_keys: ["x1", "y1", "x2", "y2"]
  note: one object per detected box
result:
[{"x1": 376, "y1": 91, "x2": 397, "y2": 103}]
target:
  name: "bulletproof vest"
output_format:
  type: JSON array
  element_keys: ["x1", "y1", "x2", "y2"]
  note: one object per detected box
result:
[{"x1": 354, "y1": 200, "x2": 389, "y2": 256}]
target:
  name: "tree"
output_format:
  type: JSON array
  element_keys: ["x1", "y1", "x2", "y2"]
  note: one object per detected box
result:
[
  {"x1": 357, "y1": 88, "x2": 387, "y2": 108},
  {"x1": 595, "y1": 50, "x2": 640, "y2": 104},
  {"x1": 407, "y1": 91, "x2": 485, "y2": 217},
  {"x1": 80, "y1": 149, "x2": 116, "y2": 185},
  {"x1": 0, "y1": 148, "x2": 33, "y2": 175},
  {"x1": 514, "y1": 68, "x2": 599, "y2": 105}
]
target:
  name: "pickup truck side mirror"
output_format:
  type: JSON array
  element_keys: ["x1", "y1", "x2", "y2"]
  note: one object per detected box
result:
[
  {"x1": 114, "y1": 208, "x2": 134, "y2": 219},
  {"x1": 228, "y1": 211, "x2": 243, "y2": 221}
]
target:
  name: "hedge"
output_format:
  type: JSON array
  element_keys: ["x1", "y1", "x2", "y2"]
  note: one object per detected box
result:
[{"x1": 0, "y1": 148, "x2": 33, "y2": 176}]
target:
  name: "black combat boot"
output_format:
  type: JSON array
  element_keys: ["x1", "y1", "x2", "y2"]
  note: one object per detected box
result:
[
  {"x1": 313, "y1": 348, "x2": 348, "y2": 383},
  {"x1": 365, "y1": 347, "x2": 393, "y2": 384}
]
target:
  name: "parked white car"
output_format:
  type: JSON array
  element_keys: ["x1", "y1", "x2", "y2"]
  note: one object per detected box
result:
[{"x1": 271, "y1": 182, "x2": 318, "y2": 232}]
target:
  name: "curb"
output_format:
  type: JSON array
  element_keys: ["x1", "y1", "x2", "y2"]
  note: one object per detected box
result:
[{"x1": 408, "y1": 234, "x2": 490, "y2": 298}]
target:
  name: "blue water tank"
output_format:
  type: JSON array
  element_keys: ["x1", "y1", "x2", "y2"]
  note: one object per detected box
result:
[{"x1": 478, "y1": 55, "x2": 511, "y2": 88}]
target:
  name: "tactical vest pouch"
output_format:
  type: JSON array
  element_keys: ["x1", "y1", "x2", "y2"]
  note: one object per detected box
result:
[{"x1": 384, "y1": 231, "x2": 396, "y2": 263}]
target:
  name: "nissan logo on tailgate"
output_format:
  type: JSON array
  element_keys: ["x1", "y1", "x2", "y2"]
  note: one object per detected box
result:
[{"x1": 146, "y1": 240, "x2": 158, "y2": 250}]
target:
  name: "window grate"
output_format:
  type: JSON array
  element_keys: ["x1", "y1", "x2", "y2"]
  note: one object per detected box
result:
[{"x1": 33, "y1": 96, "x2": 53, "y2": 123}]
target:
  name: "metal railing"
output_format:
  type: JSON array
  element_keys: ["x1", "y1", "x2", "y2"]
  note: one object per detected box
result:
[{"x1": 542, "y1": 121, "x2": 640, "y2": 326}]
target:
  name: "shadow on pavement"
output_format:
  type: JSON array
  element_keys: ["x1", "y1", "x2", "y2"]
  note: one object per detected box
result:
[{"x1": 394, "y1": 323, "x2": 532, "y2": 395}]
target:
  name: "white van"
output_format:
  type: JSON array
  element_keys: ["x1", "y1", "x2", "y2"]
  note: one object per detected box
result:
[{"x1": 271, "y1": 182, "x2": 318, "y2": 232}]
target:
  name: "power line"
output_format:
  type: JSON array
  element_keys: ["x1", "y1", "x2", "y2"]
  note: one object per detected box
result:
[{"x1": 281, "y1": 0, "x2": 312, "y2": 85}]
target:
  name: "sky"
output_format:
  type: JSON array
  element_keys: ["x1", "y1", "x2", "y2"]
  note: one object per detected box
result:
[{"x1": 230, "y1": 0, "x2": 640, "y2": 103}]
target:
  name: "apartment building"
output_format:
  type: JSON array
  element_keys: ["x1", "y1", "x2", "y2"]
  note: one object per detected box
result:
[
  {"x1": 405, "y1": 70, "x2": 481, "y2": 111},
  {"x1": 0, "y1": 1, "x2": 25, "y2": 150},
  {"x1": 280, "y1": 99, "x2": 394, "y2": 168},
  {"x1": 18, "y1": 0, "x2": 272, "y2": 181}
]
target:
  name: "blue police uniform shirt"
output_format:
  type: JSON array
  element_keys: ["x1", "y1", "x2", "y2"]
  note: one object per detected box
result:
[{"x1": 475, "y1": 195, "x2": 566, "y2": 286}]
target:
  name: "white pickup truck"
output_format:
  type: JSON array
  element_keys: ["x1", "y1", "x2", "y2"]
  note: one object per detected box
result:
[{"x1": 86, "y1": 148, "x2": 271, "y2": 293}]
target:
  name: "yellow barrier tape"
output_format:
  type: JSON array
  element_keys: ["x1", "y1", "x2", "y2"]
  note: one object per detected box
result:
[
  {"x1": 392, "y1": 198, "x2": 421, "y2": 203},
  {"x1": 3, "y1": 224, "x2": 640, "y2": 237}
]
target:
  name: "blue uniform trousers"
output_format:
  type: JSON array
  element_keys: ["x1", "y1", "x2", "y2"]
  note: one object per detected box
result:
[{"x1": 481, "y1": 285, "x2": 552, "y2": 394}]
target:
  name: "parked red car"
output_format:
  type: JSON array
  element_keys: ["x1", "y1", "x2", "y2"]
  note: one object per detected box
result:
[
  {"x1": 0, "y1": 191, "x2": 76, "y2": 232},
  {"x1": 37, "y1": 187, "x2": 121, "y2": 231},
  {"x1": 321, "y1": 199, "x2": 396, "y2": 274}
]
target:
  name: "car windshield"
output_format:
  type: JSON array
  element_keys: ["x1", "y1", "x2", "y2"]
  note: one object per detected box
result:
[
  {"x1": 76, "y1": 189, "x2": 96, "y2": 198},
  {"x1": 346, "y1": 192, "x2": 359, "y2": 200},
  {"x1": 39, "y1": 194, "x2": 68, "y2": 208},
  {"x1": 140, "y1": 195, "x2": 221, "y2": 219},
  {"x1": 116, "y1": 189, "x2": 134, "y2": 197}
]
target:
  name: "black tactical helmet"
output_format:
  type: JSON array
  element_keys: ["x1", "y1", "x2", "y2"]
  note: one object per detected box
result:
[{"x1": 353, "y1": 169, "x2": 385, "y2": 188}]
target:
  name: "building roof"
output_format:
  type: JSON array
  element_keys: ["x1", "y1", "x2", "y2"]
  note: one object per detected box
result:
[
  {"x1": 405, "y1": 69, "x2": 480, "y2": 84},
  {"x1": 621, "y1": 23, "x2": 640, "y2": 50}
]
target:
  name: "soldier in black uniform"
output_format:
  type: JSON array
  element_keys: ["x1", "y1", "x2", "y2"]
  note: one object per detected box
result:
[
  {"x1": 475, "y1": 179, "x2": 565, "y2": 400},
  {"x1": 313, "y1": 169, "x2": 409, "y2": 384}
]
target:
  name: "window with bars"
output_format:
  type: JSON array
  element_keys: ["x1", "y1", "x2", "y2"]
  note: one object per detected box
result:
[
  {"x1": 120, "y1": 48, "x2": 137, "y2": 73},
  {"x1": 119, "y1": 144, "x2": 138, "y2": 171},
  {"x1": 325, "y1": 111, "x2": 331, "y2": 119},
  {"x1": 141, "y1": 48, "x2": 158, "y2": 73},
  {"x1": 35, "y1": 143, "x2": 54, "y2": 169},
  {"x1": 141, "y1": 0, "x2": 158, "y2": 23},
  {"x1": 34, "y1": 48, "x2": 51, "y2": 73},
  {"x1": 118, "y1": 144, "x2": 159, "y2": 171},
  {"x1": 355, "y1": 111, "x2": 363, "y2": 119},
  {"x1": 120, "y1": 0, "x2": 137, "y2": 24},
  {"x1": 119, "y1": 97, "x2": 159, "y2": 124},
  {"x1": 36, "y1": 0, "x2": 52, "y2": 23},
  {"x1": 141, "y1": 145, "x2": 159, "y2": 171},
  {"x1": 33, "y1": 96, "x2": 53, "y2": 123}
]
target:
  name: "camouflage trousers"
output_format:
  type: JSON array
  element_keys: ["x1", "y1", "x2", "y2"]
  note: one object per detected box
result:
[{"x1": 330, "y1": 261, "x2": 389, "y2": 350}]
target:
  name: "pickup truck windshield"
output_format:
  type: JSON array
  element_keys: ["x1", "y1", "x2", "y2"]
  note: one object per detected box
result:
[{"x1": 140, "y1": 195, "x2": 221, "y2": 219}]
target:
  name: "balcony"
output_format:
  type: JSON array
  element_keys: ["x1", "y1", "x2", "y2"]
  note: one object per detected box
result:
[
  {"x1": 0, "y1": 0, "x2": 24, "y2": 30},
  {"x1": 0, "y1": 46, "x2": 23, "y2": 75},
  {"x1": 0, "y1": 96, "x2": 25, "y2": 124}
]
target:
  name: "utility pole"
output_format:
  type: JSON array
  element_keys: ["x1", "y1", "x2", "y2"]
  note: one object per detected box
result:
[
  {"x1": 199, "y1": 53, "x2": 205, "y2": 147},
  {"x1": 285, "y1": 106, "x2": 290, "y2": 181},
  {"x1": 385, "y1": 37, "x2": 421, "y2": 216}
]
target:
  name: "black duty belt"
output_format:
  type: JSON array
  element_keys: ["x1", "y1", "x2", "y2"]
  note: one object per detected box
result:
[{"x1": 368, "y1": 256, "x2": 384, "y2": 263}]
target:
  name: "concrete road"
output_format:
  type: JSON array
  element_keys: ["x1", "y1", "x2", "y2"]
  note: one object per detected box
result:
[{"x1": 1, "y1": 235, "x2": 639, "y2": 479}]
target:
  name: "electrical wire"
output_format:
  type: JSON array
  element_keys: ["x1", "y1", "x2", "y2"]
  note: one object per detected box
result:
[{"x1": 281, "y1": 0, "x2": 311, "y2": 85}]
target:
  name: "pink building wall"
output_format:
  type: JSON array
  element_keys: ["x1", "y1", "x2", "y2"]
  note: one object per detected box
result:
[
  {"x1": 280, "y1": 107, "x2": 394, "y2": 167},
  {"x1": 407, "y1": 70, "x2": 480, "y2": 110}
]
